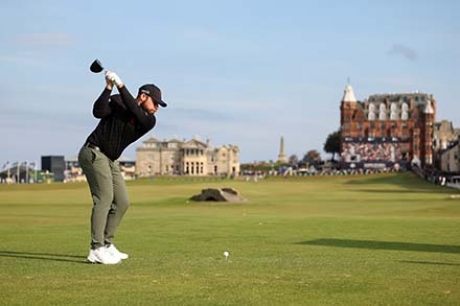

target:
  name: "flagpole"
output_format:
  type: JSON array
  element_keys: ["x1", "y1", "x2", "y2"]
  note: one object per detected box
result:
[
  {"x1": 7, "y1": 161, "x2": 10, "y2": 182},
  {"x1": 16, "y1": 161, "x2": 20, "y2": 184},
  {"x1": 26, "y1": 161, "x2": 29, "y2": 184}
]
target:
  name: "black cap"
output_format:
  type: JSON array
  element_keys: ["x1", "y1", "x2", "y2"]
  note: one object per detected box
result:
[{"x1": 138, "y1": 84, "x2": 167, "y2": 107}]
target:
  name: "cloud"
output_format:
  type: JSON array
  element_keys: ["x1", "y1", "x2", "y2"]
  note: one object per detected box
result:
[
  {"x1": 0, "y1": 53, "x2": 45, "y2": 66},
  {"x1": 388, "y1": 44, "x2": 417, "y2": 61},
  {"x1": 12, "y1": 33, "x2": 77, "y2": 48}
]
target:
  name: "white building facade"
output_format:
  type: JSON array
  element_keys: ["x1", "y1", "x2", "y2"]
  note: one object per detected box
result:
[
  {"x1": 439, "y1": 141, "x2": 460, "y2": 173},
  {"x1": 136, "y1": 136, "x2": 240, "y2": 177}
]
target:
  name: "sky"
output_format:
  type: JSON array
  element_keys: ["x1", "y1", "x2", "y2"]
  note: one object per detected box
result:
[{"x1": 1, "y1": 0, "x2": 459, "y2": 166}]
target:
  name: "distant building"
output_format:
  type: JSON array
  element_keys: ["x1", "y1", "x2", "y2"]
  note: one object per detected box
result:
[
  {"x1": 433, "y1": 120, "x2": 460, "y2": 150},
  {"x1": 136, "y1": 136, "x2": 240, "y2": 177},
  {"x1": 0, "y1": 162, "x2": 36, "y2": 184},
  {"x1": 439, "y1": 141, "x2": 460, "y2": 173},
  {"x1": 64, "y1": 156, "x2": 136, "y2": 182},
  {"x1": 340, "y1": 85, "x2": 436, "y2": 170},
  {"x1": 41, "y1": 156, "x2": 65, "y2": 182}
]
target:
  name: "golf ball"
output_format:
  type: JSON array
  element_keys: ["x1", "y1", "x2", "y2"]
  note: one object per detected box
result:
[{"x1": 223, "y1": 251, "x2": 229, "y2": 257}]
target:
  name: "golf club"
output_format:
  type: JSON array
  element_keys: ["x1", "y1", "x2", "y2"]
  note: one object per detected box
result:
[{"x1": 90, "y1": 59, "x2": 105, "y2": 73}]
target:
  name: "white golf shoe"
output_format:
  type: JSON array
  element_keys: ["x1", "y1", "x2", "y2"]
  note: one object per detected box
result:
[
  {"x1": 106, "y1": 244, "x2": 129, "y2": 260},
  {"x1": 87, "y1": 246, "x2": 121, "y2": 264}
]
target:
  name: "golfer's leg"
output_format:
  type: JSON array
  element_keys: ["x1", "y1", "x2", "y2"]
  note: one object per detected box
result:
[
  {"x1": 79, "y1": 147, "x2": 114, "y2": 249},
  {"x1": 104, "y1": 161, "x2": 129, "y2": 245}
]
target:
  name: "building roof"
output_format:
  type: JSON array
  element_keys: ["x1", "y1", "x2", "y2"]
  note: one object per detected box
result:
[
  {"x1": 343, "y1": 85, "x2": 357, "y2": 102},
  {"x1": 347, "y1": 91, "x2": 436, "y2": 115},
  {"x1": 434, "y1": 120, "x2": 454, "y2": 132},
  {"x1": 367, "y1": 92, "x2": 433, "y2": 103},
  {"x1": 143, "y1": 135, "x2": 160, "y2": 143},
  {"x1": 178, "y1": 139, "x2": 205, "y2": 149},
  {"x1": 424, "y1": 99, "x2": 434, "y2": 114}
]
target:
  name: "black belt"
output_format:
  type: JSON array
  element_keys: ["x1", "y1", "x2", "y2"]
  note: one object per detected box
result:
[{"x1": 84, "y1": 142, "x2": 101, "y2": 151}]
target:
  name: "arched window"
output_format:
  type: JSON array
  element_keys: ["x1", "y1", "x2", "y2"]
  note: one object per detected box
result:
[
  {"x1": 368, "y1": 103, "x2": 376, "y2": 120},
  {"x1": 379, "y1": 103, "x2": 386, "y2": 120},
  {"x1": 390, "y1": 103, "x2": 398, "y2": 120},
  {"x1": 401, "y1": 103, "x2": 409, "y2": 120},
  {"x1": 369, "y1": 112, "x2": 376, "y2": 121}
]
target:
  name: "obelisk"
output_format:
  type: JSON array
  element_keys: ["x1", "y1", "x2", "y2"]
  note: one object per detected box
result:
[{"x1": 277, "y1": 136, "x2": 288, "y2": 163}]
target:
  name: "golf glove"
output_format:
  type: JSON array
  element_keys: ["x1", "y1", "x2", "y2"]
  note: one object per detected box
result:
[{"x1": 106, "y1": 71, "x2": 123, "y2": 87}]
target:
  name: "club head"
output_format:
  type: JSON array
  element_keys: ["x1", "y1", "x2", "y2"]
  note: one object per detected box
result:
[{"x1": 90, "y1": 59, "x2": 104, "y2": 73}]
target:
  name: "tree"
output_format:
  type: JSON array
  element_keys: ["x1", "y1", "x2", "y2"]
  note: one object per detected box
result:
[
  {"x1": 323, "y1": 129, "x2": 341, "y2": 161},
  {"x1": 302, "y1": 150, "x2": 322, "y2": 165},
  {"x1": 288, "y1": 154, "x2": 299, "y2": 165}
]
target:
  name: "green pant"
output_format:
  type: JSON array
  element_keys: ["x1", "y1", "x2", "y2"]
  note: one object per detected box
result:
[{"x1": 78, "y1": 146, "x2": 129, "y2": 249}]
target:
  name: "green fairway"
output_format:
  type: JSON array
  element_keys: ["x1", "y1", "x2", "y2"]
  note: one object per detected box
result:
[{"x1": 0, "y1": 173, "x2": 459, "y2": 305}]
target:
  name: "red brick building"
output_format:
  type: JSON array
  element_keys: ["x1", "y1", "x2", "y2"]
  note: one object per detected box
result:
[{"x1": 340, "y1": 85, "x2": 435, "y2": 170}]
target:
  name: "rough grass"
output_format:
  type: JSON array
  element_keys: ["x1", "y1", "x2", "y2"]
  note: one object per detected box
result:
[{"x1": 0, "y1": 173, "x2": 459, "y2": 305}]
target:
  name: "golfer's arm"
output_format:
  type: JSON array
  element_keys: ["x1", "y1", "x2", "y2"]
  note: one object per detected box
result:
[
  {"x1": 117, "y1": 86, "x2": 153, "y2": 127},
  {"x1": 92, "y1": 88, "x2": 112, "y2": 118}
]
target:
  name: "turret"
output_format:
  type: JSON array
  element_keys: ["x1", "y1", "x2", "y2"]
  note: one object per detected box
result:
[
  {"x1": 423, "y1": 99, "x2": 435, "y2": 166},
  {"x1": 340, "y1": 84, "x2": 358, "y2": 136}
]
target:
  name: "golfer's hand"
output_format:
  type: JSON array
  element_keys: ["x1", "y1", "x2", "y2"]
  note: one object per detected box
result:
[
  {"x1": 105, "y1": 72, "x2": 114, "y2": 90},
  {"x1": 106, "y1": 71, "x2": 124, "y2": 88}
]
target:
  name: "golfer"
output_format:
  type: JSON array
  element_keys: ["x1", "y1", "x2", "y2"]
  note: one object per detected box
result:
[{"x1": 78, "y1": 70, "x2": 167, "y2": 264}]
